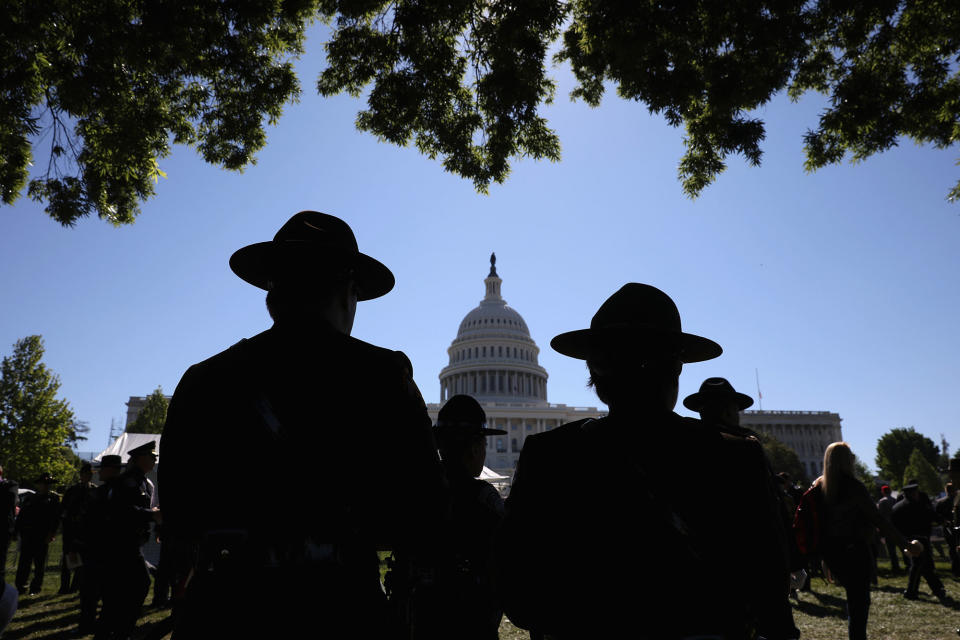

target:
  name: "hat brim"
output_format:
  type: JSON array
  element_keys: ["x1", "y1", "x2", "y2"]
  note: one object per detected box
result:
[
  {"x1": 229, "y1": 242, "x2": 395, "y2": 301},
  {"x1": 682, "y1": 391, "x2": 754, "y2": 412},
  {"x1": 550, "y1": 327, "x2": 722, "y2": 363}
]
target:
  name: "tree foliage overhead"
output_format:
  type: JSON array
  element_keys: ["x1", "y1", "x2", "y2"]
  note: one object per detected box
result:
[
  {"x1": 4, "y1": 0, "x2": 960, "y2": 226},
  {"x1": 2, "y1": 0, "x2": 318, "y2": 225},
  {"x1": 875, "y1": 427, "x2": 939, "y2": 489},
  {"x1": 0, "y1": 336, "x2": 82, "y2": 485},
  {"x1": 127, "y1": 386, "x2": 169, "y2": 434}
]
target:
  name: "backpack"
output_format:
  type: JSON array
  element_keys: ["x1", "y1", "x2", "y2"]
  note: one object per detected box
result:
[{"x1": 792, "y1": 484, "x2": 823, "y2": 557}]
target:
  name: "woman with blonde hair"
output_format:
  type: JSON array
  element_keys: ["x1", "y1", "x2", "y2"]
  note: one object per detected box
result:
[{"x1": 814, "y1": 442, "x2": 922, "y2": 640}]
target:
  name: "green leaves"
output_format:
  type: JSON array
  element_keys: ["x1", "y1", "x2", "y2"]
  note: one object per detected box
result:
[
  {"x1": 2, "y1": 0, "x2": 319, "y2": 225},
  {"x1": 0, "y1": 336, "x2": 78, "y2": 486},
  {"x1": 4, "y1": 0, "x2": 960, "y2": 223},
  {"x1": 127, "y1": 386, "x2": 169, "y2": 434},
  {"x1": 318, "y1": 0, "x2": 564, "y2": 192},
  {"x1": 875, "y1": 427, "x2": 940, "y2": 489}
]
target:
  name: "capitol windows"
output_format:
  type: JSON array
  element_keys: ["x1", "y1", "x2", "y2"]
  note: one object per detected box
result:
[
  {"x1": 482, "y1": 346, "x2": 487, "y2": 357},
  {"x1": 496, "y1": 438, "x2": 506, "y2": 453},
  {"x1": 511, "y1": 438, "x2": 519, "y2": 452},
  {"x1": 513, "y1": 348, "x2": 517, "y2": 358},
  {"x1": 499, "y1": 346, "x2": 503, "y2": 357}
]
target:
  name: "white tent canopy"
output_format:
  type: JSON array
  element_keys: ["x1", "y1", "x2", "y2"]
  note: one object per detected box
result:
[
  {"x1": 479, "y1": 466, "x2": 508, "y2": 482},
  {"x1": 95, "y1": 432, "x2": 160, "y2": 462}
]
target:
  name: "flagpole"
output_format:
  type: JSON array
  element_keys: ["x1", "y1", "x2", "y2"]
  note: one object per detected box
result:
[{"x1": 755, "y1": 368, "x2": 763, "y2": 411}]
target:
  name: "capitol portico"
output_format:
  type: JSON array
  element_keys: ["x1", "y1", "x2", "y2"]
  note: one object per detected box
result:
[{"x1": 426, "y1": 255, "x2": 605, "y2": 478}]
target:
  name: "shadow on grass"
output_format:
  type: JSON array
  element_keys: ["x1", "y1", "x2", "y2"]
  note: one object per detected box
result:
[
  {"x1": 11, "y1": 603, "x2": 76, "y2": 623},
  {"x1": 794, "y1": 590, "x2": 846, "y2": 619},
  {"x1": 138, "y1": 612, "x2": 175, "y2": 640},
  {"x1": 8, "y1": 609, "x2": 78, "y2": 639}
]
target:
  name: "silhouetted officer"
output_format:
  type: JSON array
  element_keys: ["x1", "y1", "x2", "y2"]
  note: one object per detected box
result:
[
  {"x1": 161, "y1": 211, "x2": 446, "y2": 639},
  {"x1": 684, "y1": 377, "x2": 800, "y2": 638},
  {"x1": 77, "y1": 455, "x2": 123, "y2": 636},
  {"x1": 892, "y1": 480, "x2": 946, "y2": 601},
  {"x1": 401, "y1": 394, "x2": 505, "y2": 640},
  {"x1": 15, "y1": 473, "x2": 60, "y2": 595},
  {"x1": 0, "y1": 466, "x2": 17, "y2": 582},
  {"x1": 59, "y1": 462, "x2": 95, "y2": 594},
  {"x1": 497, "y1": 284, "x2": 791, "y2": 640},
  {"x1": 97, "y1": 442, "x2": 161, "y2": 640}
]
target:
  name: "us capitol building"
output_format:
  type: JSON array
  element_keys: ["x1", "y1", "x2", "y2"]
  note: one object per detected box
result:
[
  {"x1": 125, "y1": 255, "x2": 843, "y2": 483},
  {"x1": 425, "y1": 256, "x2": 605, "y2": 477}
]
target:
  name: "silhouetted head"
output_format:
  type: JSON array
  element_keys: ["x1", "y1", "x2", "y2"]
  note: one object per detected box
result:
[
  {"x1": 128, "y1": 441, "x2": 157, "y2": 473},
  {"x1": 551, "y1": 284, "x2": 720, "y2": 415},
  {"x1": 821, "y1": 442, "x2": 855, "y2": 503},
  {"x1": 902, "y1": 479, "x2": 920, "y2": 501},
  {"x1": 881, "y1": 485, "x2": 891, "y2": 497},
  {"x1": 683, "y1": 377, "x2": 753, "y2": 427},
  {"x1": 436, "y1": 395, "x2": 504, "y2": 478},
  {"x1": 79, "y1": 463, "x2": 93, "y2": 483},
  {"x1": 947, "y1": 456, "x2": 960, "y2": 485},
  {"x1": 230, "y1": 211, "x2": 395, "y2": 334},
  {"x1": 35, "y1": 472, "x2": 55, "y2": 493},
  {"x1": 97, "y1": 455, "x2": 123, "y2": 482}
]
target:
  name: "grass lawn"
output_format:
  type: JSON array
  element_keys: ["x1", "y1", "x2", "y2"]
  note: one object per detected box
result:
[{"x1": 5, "y1": 542, "x2": 960, "y2": 639}]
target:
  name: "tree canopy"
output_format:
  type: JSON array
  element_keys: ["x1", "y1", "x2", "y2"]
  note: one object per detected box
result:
[
  {"x1": 0, "y1": 336, "x2": 83, "y2": 485},
  {"x1": 758, "y1": 433, "x2": 807, "y2": 483},
  {"x1": 127, "y1": 386, "x2": 169, "y2": 434},
  {"x1": 901, "y1": 447, "x2": 943, "y2": 496},
  {"x1": 5, "y1": 0, "x2": 960, "y2": 225},
  {"x1": 875, "y1": 427, "x2": 939, "y2": 489}
]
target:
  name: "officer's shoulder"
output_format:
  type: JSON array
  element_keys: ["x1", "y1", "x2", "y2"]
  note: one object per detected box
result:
[
  {"x1": 343, "y1": 334, "x2": 405, "y2": 365},
  {"x1": 187, "y1": 331, "x2": 271, "y2": 373},
  {"x1": 525, "y1": 418, "x2": 595, "y2": 450}
]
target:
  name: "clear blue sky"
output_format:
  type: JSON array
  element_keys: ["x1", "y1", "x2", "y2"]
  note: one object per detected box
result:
[{"x1": 2, "y1": 24, "x2": 959, "y2": 475}]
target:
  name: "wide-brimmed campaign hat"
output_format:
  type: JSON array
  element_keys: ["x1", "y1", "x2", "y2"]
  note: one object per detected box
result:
[
  {"x1": 683, "y1": 377, "x2": 754, "y2": 412},
  {"x1": 97, "y1": 455, "x2": 123, "y2": 469},
  {"x1": 436, "y1": 394, "x2": 506, "y2": 437},
  {"x1": 550, "y1": 283, "x2": 722, "y2": 363},
  {"x1": 230, "y1": 211, "x2": 395, "y2": 301}
]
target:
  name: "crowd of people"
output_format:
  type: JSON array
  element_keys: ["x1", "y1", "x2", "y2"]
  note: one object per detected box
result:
[
  {"x1": 1, "y1": 210, "x2": 957, "y2": 640},
  {"x1": 0, "y1": 442, "x2": 162, "y2": 639}
]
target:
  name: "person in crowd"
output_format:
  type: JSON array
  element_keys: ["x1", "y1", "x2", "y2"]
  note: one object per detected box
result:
[
  {"x1": 934, "y1": 482, "x2": 960, "y2": 577},
  {"x1": 76, "y1": 455, "x2": 122, "y2": 636},
  {"x1": 403, "y1": 394, "x2": 505, "y2": 640},
  {"x1": 876, "y1": 485, "x2": 902, "y2": 572},
  {"x1": 815, "y1": 443, "x2": 922, "y2": 640},
  {"x1": 160, "y1": 211, "x2": 446, "y2": 639},
  {"x1": 59, "y1": 462, "x2": 96, "y2": 594},
  {"x1": 497, "y1": 283, "x2": 792, "y2": 639},
  {"x1": 0, "y1": 468, "x2": 17, "y2": 582},
  {"x1": 778, "y1": 472, "x2": 804, "y2": 508},
  {"x1": 683, "y1": 376, "x2": 756, "y2": 436},
  {"x1": 891, "y1": 479, "x2": 947, "y2": 601},
  {"x1": 15, "y1": 473, "x2": 60, "y2": 595},
  {"x1": 684, "y1": 376, "x2": 801, "y2": 634},
  {"x1": 96, "y1": 442, "x2": 161, "y2": 640}
]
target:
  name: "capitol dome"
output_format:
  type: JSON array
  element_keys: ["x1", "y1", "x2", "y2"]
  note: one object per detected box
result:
[{"x1": 439, "y1": 255, "x2": 548, "y2": 404}]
